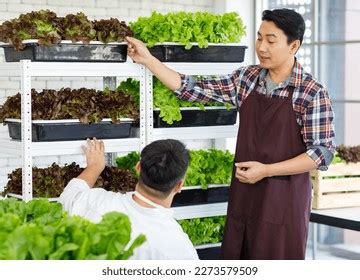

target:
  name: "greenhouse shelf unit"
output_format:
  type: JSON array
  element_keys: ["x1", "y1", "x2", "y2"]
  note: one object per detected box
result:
[
  {"x1": 0, "y1": 60, "x2": 148, "y2": 201},
  {"x1": 145, "y1": 62, "x2": 242, "y2": 220}
]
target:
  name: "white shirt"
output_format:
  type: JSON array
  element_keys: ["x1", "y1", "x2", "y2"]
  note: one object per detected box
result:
[{"x1": 59, "y1": 178, "x2": 199, "y2": 260}]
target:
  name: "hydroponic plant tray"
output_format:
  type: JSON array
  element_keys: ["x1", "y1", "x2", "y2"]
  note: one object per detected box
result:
[
  {"x1": 149, "y1": 43, "x2": 247, "y2": 62},
  {"x1": 171, "y1": 185, "x2": 229, "y2": 207},
  {"x1": 4, "y1": 118, "x2": 133, "y2": 141},
  {"x1": 153, "y1": 107, "x2": 237, "y2": 128},
  {"x1": 0, "y1": 40, "x2": 128, "y2": 62},
  {"x1": 196, "y1": 244, "x2": 221, "y2": 260}
]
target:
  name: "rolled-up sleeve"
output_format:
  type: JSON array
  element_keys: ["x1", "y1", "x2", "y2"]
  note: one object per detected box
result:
[
  {"x1": 174, "y1": 67, "x2": 247, "y2": 107},
  {"x1": 302, "y1": 87, "x2": 336, "y2": 171}
]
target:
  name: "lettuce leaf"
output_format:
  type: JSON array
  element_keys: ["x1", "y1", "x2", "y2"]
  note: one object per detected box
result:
[{"x1": 130, "y1": 11, "x2": 246, "y2": 48}]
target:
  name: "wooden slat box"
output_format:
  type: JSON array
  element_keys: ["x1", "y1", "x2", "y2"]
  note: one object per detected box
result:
[{"x1": 311, "y1": 163, "x2": 360, "y2": 209}]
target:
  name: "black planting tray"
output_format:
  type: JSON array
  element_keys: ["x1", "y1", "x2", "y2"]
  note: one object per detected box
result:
[
  {"x1": 196, "y1": 245, "x2": 221, "y2": 260},
  {"x1": 1, "y1": 41, "x2": 127, "y2": 62},
  {"x1": 4, "y1": 119, "x2": 132, "y2": 141},
  {"x1": 153, "y1": 107, "x2": 237, "y2": 128},
  {"x1": 149, "y1": 44, "x2": 247, "y2": 62},
  {"x1": 171, "y1": 185, "x2": 229, "y2": 207}
]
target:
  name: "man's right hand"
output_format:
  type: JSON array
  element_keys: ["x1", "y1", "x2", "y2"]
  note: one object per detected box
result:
[
  {"x1": 126, "y1": 36, "x2": 182, "y2": 91},
  {"x1": 126, "y1": 36, "x2": 154, "y2": 65}
]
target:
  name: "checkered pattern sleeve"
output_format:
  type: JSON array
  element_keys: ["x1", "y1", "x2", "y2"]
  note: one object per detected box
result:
[
  {"x1": 302, "y1": 87, "x2": 336, "y2": 170},
  {"x1": 174, "y1": 67, "x2": 248, "y2": 107}
]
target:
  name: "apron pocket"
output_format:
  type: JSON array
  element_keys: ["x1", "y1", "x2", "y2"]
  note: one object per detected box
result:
[{"x1": 251, "y1": 177, "x2": 291, "y2": 225}]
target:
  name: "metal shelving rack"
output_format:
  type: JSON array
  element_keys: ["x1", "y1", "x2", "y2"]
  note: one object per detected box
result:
[
  {"x1": 145, "y1": 63, "x2": 242, "y2": 144},
  {"x1": 0, "y1": 60, "x2": 148, "y2": 201},
  {"x1": 145, "y1": 62, "x2": 243, "y2": 219},
  {"x1": 0, "y1": 61, "x2": 241, "y2": 217}
]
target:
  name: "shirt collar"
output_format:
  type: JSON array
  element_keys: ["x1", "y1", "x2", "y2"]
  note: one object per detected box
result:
[{"x1": 258, "y1": 59, "x2": 303, "y2": 88}]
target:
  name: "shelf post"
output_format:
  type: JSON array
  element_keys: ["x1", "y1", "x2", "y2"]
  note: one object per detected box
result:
[
  {"x1": 21, "y1": 60, "x2": 32, "y2": 201},
  {"x1": 144, "y1": 68, "x2": 154, "y2": 146},
  {"x1": 103, "y1": 76, "x2": 117, "y2": 166}
]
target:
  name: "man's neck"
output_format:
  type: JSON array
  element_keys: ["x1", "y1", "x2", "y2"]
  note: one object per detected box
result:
[
  {"x1": 132, "y1": 186, "x2": 172, "y2": 208},
  {"x1": 268, "y1": 57, "x2": 295, "y2": 84}
]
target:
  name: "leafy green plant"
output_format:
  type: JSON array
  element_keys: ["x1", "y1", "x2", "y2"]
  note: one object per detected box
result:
[
  {"x1": 0, "y1": 10, "x2": 61, "y2": 50},
  {"x1": 130, "y1": 11, "x2": 246, "y2": 49},
  {"x1": 0, "y1": 88, "x2": 139, "y2": 124},
  {"x1": 118, "y1": 78, "x2": 229, "y2": 125},
  {"x1": 58, "y1": 12, "x2": 96, "y2": 43},
  {"x1": 185, "y1": 149, "x2": 234, "y2": 188},
  {"x1": 94, "y1": 18, "x2": 133, "y2": 43},
  {"x1": 0, "y1": 10, "x2": 132, "y2": 50},
  {"x1": 331, "y1": 153, "x2": 345, "y2": 164},
  {"x1": 335, "y1": 145, "x2": 360, "y2": 164},
  {"x1": 0, "y1": 198, "x2": 145, "y2": 259},
  {"x1": 3, "y1": 163, "x2": 137, "y2": 198},
  {"x1": 178, "y1": 216, "x2": 226, "y2": 246},
  {"x1": 115, "y1": 151, "x2": 140, "y2": 177}
]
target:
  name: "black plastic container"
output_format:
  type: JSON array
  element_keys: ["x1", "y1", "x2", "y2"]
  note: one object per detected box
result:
[
  {"x1": 149, "y1": 44, "x2": 247, "y2": 62},
  {"x1": 196, "y1": 245, "x2": 221, "y2": 260},
  {"x1": 4, "y1": 119, "x2": 132, "y2": 141},
  {"x1": 153, "y1": 107, "x2": 237, "y2": 128},
  {"x1": 1, "y1": 41, "x2": 127, "y2": 62},
  {"x1": 171, "y1": 186, "x2": 229, "y2": 207}
]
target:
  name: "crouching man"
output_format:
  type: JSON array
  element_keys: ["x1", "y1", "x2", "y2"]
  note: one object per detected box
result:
[{"x1": 59, "y1": 138, "x2": 198, "y2": 260}]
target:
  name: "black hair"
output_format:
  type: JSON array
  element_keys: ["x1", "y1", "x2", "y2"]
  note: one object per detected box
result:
[
  {"x1": 262, "y1": 9, "x2": 305, "y2": 45},
  {"x1": 139, "y1": 139, "x2": 190, "y2": 198}
]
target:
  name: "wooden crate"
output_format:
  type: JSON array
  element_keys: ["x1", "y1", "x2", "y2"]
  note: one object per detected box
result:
[{"x1": 311, "y1": 163, "x2": 360, "y2": 209}]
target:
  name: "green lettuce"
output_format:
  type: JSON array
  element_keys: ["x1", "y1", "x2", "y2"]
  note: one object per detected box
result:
[
  {"x1": 0, "y1": 199, "x2": 145, "y2": 260},
  {"x1": 130, "y1": 11, "x2": 246, "y2": 49}
]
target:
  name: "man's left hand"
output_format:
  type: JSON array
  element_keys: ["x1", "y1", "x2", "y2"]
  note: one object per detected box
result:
[
  {"x1": 82, "y1": 137, "x2": 105, "y2": 175},
  {"x1": 234, "y1": 161, "x2": 269, "y2": 184}
]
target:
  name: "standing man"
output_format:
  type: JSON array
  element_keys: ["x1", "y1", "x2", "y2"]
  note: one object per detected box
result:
[{"x1": 126, "y1": 8, "x2": 335, "y2": 259}]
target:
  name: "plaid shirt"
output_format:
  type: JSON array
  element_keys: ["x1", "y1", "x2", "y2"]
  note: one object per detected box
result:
[{"x1": 174, "y1": 61, "x2": 336, "y2": 171}]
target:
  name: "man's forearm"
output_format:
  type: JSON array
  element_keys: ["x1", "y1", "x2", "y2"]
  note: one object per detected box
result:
[
  {"x1": 145, "y1": 56, "x2": 182, "y2": 91},
  {"x1": 266, "y1": 153, "x2": 318, "y2": 177},
  {"x1": 77, "y1": 167, "x2": 102, "y2": 188}
]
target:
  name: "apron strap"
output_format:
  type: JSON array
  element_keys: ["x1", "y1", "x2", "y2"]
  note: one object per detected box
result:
[
  {"x1": 287, "y1": 86, "x2": 295, "y2": 100},
  {"x1": 133, "y1": 191, "x2": 165, "y2": 209}
]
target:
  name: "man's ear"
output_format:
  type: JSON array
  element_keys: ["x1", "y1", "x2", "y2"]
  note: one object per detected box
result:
[
  {"x1": 290, "y1": 39, "x2": 300, "y2": 54},
  {"x1": 135, "y1": 161, "x2": 141, "y2": 175},
  {"x1": 174, "y1": 179, "x2": 184, "y2": 194}
]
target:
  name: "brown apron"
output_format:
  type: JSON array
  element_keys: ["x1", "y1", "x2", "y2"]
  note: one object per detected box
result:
[{"x1": 220, "y1": 83, "x2": 312, "y2": 260}]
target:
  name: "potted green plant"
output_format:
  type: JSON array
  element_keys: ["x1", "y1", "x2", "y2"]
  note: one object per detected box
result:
[
  {"x1": 0, "y1": 10, "x2": 133, "y2": 62},
  {"x1": 129, "y1": 11, "x2": 247, "y2": 62},
  {"x1": 178, "y1": 216, "x2": 225, "y2": 260},
  {"x1": 0, "y1": 87, "x2": 139, "y2": 141},
  {"x1": 3, "y1": 162, "x2": 137, "y2": 199},
  {"x1": 118, "y1": 77, "x2": 237, "y2": 127}
]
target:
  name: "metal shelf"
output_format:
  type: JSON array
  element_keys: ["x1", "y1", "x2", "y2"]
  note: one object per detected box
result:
[
  {"x1": 0, "y1": 60, "x2": 148, "y2": 200},
  {"x1": 195, "y1": 243, "x2": 222, "y2": 250},
  {"x1": 7, "y1": 193, "x2": 58, "y2": 202},
  {"x1": 0, "y1": 62, "x2": 21, "y2": 76},
  {"x1": 0, "y1": 61, "x2": 144, "y2": 77},
  {"x1": 0, "y1": 138, "x2": 141, "y2": 156},
  {"x1": 153, "y1": 125, "x2": 238, "y2": 140},
  {"x1": 173, "y1": 202, "x2": 228, "y2": 220}
]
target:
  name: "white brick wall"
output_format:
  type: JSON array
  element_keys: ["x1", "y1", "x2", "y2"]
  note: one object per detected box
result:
[
  {"x1": 0, "y1": 0, "x2": 215, "y2": 189},
  {"x1": 59, "y1": 154, "x2": 85, "y2": 167},
  {"x1": 22, "y1": 0, "x2": 47, "y2": 4},
  {"x1": 33, "y1": 156, "x2": 60, "y2": 168}
]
